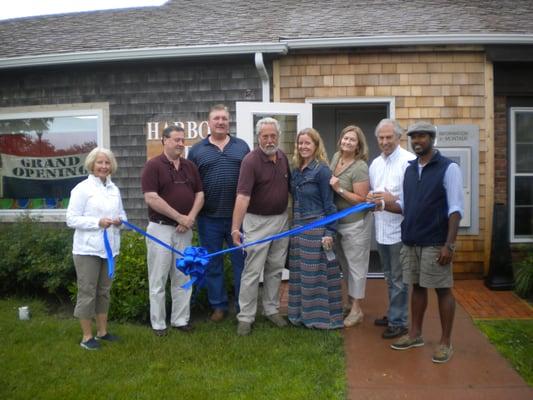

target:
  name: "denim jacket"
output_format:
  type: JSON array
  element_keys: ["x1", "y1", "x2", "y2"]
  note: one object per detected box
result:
[{"x1": 291, "y1": 159, "x2": 337, "y2": 236}]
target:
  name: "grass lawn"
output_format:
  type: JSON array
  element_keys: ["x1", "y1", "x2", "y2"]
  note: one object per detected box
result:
[
  {"x1": 0, "y1": 298, "x2": 345, "y2": 400},
  {"x1": 475, "y1": 319, "x2": 533, "y2": 386}
]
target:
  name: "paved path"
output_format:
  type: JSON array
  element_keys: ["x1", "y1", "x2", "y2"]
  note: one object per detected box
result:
[{"x1": 343, "y1": 279, "x2": 533, "y2": 399}]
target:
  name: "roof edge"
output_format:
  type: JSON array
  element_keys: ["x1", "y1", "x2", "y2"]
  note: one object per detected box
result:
[
  {"x1": 283, "y1": 33, "x2": 533, "y2": 49},
  {"x1": 0, "y1": 42, "x2": 288, "y2": 69},
  {"x1": 2, "y1": 34, "x2": 533, "y2": 69}
]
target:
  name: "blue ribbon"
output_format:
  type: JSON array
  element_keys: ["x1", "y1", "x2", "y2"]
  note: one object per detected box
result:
[
  {"x1": 106, "y1": 202, "x2": 375, "y2": 289},
  {"x1": 176, "y1": 247, "x2": 209, "y2": 289},
  {"x1": 208, "y1": 202, "x2": 375, "y2": 259},
  {"x1": 121, "y1": 220, "x2": 184, "y2": 257},
  {"x1": 103, "y1": 229, "x2": 115, "y2": 278}
]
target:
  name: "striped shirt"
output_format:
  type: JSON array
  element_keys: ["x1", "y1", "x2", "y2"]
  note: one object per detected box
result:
[
  {"x1": 188, "y1": 135, "x2": 250, "y2": 218},
  {"x1": 369, "y1": 145, "x2": 415, "y2": 245}
]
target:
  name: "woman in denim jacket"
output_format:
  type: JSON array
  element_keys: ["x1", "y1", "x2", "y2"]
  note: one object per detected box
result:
[{"x1": 288, "y1": 128, "x2": 343, "y2": 330}]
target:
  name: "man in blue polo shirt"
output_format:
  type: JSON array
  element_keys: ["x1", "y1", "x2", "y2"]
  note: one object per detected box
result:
[
  {"x1": 188, "y1": 104, "x2": 250, "y2": 321},
  {"x1": 377, "y1": 121, "x2": 463, "y2": 364}
]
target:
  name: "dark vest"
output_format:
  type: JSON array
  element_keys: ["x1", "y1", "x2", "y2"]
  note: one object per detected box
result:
[{"x1": 401, "y1": 150, "x2": 452, "y2": 246}]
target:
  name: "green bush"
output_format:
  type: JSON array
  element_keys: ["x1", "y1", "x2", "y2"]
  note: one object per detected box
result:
[
  {"x1": 108, "y1": 230, "x2": 150, "y2": 322},
  {"x1": 514, "y1": 245, "x2": 533, "y2": 299},
  {"x1": 0, "y1": 217, "x2": 237, "y2": 321},
  {"x1": 108, "y1": 228, "x2": 238, "y2": 319},
  {"x1": 0, "y1": 215, "x2": 75, "y2": 298}
]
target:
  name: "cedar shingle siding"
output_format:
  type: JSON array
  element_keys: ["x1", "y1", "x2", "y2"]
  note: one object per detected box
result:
[{"x1": 0, "y1": 59, "x2": 262, "y2": 225}]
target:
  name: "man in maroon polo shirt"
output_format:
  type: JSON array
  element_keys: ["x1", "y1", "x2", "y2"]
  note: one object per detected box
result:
[
  {"x1": 231, "y1": 117, "x2": 290, "y2": 336},
  {"x1": 141, "y1": 125, "x2": 204, "y2": 336}
]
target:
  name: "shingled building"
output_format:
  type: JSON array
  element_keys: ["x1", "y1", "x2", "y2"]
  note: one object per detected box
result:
[{"x1": 1, "y1": 0, "x2": 532, "y2": 279}]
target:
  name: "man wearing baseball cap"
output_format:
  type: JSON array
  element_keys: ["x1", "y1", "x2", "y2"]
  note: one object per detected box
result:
[{"x1": 375, "y1": 120, "x2": 463, "y2": 363}]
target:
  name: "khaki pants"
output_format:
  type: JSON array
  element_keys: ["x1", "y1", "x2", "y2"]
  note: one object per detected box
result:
[
  {"x1": 237, "y1": 212, "x2": 289, "y2": 323},
  {"x1": 146, "y1": 222, "x2": 193, "y2": 330},
  {"x1": 73, "y1": 254, "x2": 112, "y2": 319},
  {"x1": 335, "y1": 212, "x2": 373, "y2": 299}
]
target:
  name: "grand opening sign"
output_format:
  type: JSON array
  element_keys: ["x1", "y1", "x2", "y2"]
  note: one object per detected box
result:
[
  {"x1": 0, "y1": 153, "x2": 88, "y2": 200},
  {"x1": 1, "y1": 154, "x2": 87, "y2": 180},
  {"x1": 0, "y1": 114, "x2": 98, "y2": 209}
]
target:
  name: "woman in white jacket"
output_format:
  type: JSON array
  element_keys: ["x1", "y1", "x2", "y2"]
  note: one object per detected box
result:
[{"x1": 66, "y1": 147, "x2": 126, "y2": 350}]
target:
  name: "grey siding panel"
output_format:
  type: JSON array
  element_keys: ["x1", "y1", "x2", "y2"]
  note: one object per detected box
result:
[{"x1": 0, "y1": 58, "x2": 263, "y2": 226}]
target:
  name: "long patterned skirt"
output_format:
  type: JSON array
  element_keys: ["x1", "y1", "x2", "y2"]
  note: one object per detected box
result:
[{"x1": 288, "y1": 224, "x2": 343, "y2": 330}]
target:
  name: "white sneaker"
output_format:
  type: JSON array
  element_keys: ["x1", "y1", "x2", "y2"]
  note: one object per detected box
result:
[
  {"x1": 344, "y1": 310, "x2": 363, "y2": 327},
  {"x1": 237, "y1": 321, "x2": 252, "y2": 336}
]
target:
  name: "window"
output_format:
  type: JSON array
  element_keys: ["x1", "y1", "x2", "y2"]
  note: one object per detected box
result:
[
  {"x1": 510, "y1": 108, "x2": 533, "y2": 242},
  {"x1": 0, "y1": 104, "x2": 108, "y2": 221}
]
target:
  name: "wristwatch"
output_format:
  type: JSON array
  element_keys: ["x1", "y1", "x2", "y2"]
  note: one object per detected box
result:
[
  {"x1": 338, "y1": 188, "x2": 345, "y2": 195},
  {"x1": 446, "y1": 243, "x2": 456, "y2": 252}
]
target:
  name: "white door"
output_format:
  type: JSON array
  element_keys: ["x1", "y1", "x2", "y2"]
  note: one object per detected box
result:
[
  {"x1": 236, "y1": 102, "x2": 312, "y2": 280},
  {"x1": 236, "y1": 102, "x2": 312, "y2": 154}
]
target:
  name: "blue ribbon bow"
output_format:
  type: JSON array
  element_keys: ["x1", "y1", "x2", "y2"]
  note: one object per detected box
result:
[{"x1": 176, "y1": 247, "x2": 210, "y2": 289}]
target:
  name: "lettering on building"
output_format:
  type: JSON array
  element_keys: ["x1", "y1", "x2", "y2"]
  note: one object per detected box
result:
[{"x1": 1, "y1": 154, "x2": 88, "y2": 180}]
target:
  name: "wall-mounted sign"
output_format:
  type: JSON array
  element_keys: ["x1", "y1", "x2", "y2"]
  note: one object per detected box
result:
[
  {"x1": 436, "y1": 124, "x2": 479, "y2": 235},
  {"x1": 145, "y1": 120, "x2": 209, "y2": 159}
]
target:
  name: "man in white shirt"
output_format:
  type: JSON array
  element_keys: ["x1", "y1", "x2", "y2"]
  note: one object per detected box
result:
[
  {"x1": 368, "y1": 119, "x2": 415, "y2": 339},
  {"x1": 376, "y1": 121, "x2": 464, "y2": 364}
]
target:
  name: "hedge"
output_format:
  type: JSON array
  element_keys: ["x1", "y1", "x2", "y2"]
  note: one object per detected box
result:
[{"x1": 0, "y1": 217, "x2": 235, "y2": 322}]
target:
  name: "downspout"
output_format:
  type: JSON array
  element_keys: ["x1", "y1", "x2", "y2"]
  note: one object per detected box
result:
[{"x1": 255, "y1": 52, "x2": 270, "y2": 102}]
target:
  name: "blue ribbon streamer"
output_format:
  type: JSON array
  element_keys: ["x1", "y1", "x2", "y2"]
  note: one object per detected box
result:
[
  {"x1": 207, "y1": 202, "x2": 375, "y2": 259},
  {"x1": 121, "y1": 220, "x2": 185, "y2": 257},
  {"x1": 103, "y1": 229, "x2": 115, "y2": 278},
  {"x1": 106, "y1": 202, "x2": 375, "y2": 289}
]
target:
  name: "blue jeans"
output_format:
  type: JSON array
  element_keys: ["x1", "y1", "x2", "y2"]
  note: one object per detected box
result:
[
  {"x1": 377, "y1": 242, "x2": 408, "y2": 328},
  {"x1": 197, "y1": 215, "x2": 244, "y2": 312}
]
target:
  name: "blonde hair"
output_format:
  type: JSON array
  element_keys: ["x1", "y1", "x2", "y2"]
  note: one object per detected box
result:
[
  {"x1": 84, "y1": 147, "x2": 118, "y2": 175},
  {"x1": 292, "y1": 128, "x2": 329, "y2": 168},
  {"x1": 337, "y1": 125, "x2": 369, "y2": 162}
]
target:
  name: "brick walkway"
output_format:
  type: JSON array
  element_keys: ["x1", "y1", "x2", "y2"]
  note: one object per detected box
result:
[
  {"x1": 453, "y1": 280, "x2": 533, "y2": 319},
  {"x1": 344, "y1": 279, "x2": 533, "y2": 399},
  {"x1": 279, "y1": 279, "x2": 533, "y2": 399},
  {"x1": 281, "y1": 278, "x2": 533, "y2": 320}
]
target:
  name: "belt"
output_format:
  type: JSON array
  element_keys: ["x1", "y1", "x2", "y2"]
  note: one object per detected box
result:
[{"x1": 150, "y1": 219, "x2": 178, "y2": 227}]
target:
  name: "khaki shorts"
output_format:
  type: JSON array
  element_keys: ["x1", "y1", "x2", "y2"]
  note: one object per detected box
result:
[{"x1": 400, "y1": 245, "x2": 453, "y2": 288}]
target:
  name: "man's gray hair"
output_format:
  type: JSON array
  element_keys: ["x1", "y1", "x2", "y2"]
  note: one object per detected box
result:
[
  {"x1": 375, "y1": 118, "x2": 403, "y2": 138},
  {"x1": 255, "y1": 117, "x2": 281, "y2": 136}
]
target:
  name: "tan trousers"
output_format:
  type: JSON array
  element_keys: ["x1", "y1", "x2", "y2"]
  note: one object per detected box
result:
[
  {"x1": 335, "y1": 212, "x2": 373, "y2": 299},
  {"x1": 237, "y1": 212, "x2": 289, "y2": 323},
  {"x1": 146, "y1": 222, "x2": 192, "y2": 330},
  {"x1": 73, "y1": 254, "x2": 112, "y2": 319}
]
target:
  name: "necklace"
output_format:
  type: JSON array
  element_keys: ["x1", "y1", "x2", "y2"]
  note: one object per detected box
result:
[{"x1": 339, "y1": 157, "x2": 353, "y2": 167}]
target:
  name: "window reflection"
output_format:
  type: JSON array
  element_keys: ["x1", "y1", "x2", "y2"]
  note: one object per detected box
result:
[{"x1": 0, "y1": 115, "x2": 97, "y2": 210}]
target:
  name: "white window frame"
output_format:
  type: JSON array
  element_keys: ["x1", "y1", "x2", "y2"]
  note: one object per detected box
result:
[
  {"x1": 510, "y1": 107, "x2": 533, "y2": 243},
  {"x1": 0, "y1": 103, "x2": 110, "y2": 222},
  {"x1": 236, "y1": 101, "x2": 313, "y2": 149}
]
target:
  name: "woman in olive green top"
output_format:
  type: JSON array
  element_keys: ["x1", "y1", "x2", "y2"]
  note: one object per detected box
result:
[{"x1": 329, "y1": 125, "x2": 372, "y2": 327}]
